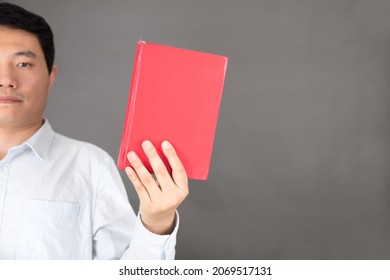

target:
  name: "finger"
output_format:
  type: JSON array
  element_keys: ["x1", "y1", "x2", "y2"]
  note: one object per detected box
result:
[
  {"x1": 125, "y1": 166, "x2": 151, "y2": 202},
  {"x1": 127, "y1": 151, "x2": 161, "y2": 198},
  {"x1": 161, "y1": 141, "x2": 188, "y2": 188},
  {"x1": 142, "y1": 140, "x2": 173, "y2": 190}
]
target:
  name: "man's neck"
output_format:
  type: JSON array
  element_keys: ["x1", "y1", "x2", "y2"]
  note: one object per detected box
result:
[{"x1": 0, "y1": 119, "x2": 43, "y2": 160}]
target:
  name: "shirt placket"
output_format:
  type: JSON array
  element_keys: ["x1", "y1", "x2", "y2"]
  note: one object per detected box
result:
[{"x1": 0, "y1": 161, "x2": 11, "y2": 233}]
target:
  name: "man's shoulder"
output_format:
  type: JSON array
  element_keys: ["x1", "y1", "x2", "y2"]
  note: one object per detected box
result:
[{"x1": 50, "y1": 131, "x2": 114, "y2": 165}]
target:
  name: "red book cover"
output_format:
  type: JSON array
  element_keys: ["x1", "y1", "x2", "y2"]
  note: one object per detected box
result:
[{"x1": 117, "y1": 41, "x2": 228, "y2": 180}]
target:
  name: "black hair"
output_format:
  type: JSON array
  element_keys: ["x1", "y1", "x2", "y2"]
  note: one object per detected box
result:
[{"x1": 0, "y1": 2, "x2": 55, "y2": 74}]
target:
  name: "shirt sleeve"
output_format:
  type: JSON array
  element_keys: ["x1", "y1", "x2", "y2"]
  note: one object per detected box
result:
[
  {"x1": 120, "y1": 212, "x2": 179, "y2": 260},
  {"x1": 91, "y1": 153, "x2": 178, "y2": 260}
]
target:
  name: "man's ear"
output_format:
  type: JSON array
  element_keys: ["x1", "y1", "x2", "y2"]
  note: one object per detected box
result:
[{"x1": 48, "y1": 65, "x2": 58, "y2": 92}]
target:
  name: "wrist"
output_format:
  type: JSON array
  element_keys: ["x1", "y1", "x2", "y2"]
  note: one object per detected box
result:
[{"x1": 140, "y1": 211, "x2": 176, "y2": 235}]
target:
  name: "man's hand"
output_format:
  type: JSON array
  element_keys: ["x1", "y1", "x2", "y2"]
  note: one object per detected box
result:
[{"x1": 125, "y1": 140, "x2": 189, "y2": 235}]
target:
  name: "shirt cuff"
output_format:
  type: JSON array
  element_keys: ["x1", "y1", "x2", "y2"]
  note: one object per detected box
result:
[{"x1": 121, "y1": 210, "x2": 179, "y2": 260}]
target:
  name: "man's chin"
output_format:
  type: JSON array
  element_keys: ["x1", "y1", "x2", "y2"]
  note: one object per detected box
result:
[{"x1": 0, "y1": 117, "x2": 34, "y2": 130}]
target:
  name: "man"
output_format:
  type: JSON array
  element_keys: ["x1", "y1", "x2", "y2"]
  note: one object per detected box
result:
[{"x1": 0, "y1": 2, "x2": 188, "y2": 259}]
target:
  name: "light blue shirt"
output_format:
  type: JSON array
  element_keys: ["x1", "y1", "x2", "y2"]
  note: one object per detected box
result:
[{"x1": 0, "y1": 120, "x2": 178, "y2": 259}]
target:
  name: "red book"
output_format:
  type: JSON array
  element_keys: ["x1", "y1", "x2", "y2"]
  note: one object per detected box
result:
[{"x1": 117, "y1": 41, "x2": 228, "y2": 180}]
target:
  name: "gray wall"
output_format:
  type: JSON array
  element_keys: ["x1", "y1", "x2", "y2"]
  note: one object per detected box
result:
[{"x1": 12, "y1": 0, "x2": 390, "y2": 259}]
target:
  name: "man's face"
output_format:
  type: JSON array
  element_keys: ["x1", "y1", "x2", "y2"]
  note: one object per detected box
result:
[{"x1": 0, "y1": 27, "x2": 57, "y2": 130}]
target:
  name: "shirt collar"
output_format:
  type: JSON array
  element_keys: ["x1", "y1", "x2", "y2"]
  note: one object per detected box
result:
[{"x1": 24, "y1": 119, "x2": 55, "y2": 161}]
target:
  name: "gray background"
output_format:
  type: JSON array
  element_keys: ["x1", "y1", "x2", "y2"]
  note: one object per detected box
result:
[{"x1": 11, "y1": 0, "x2": 390, "y2": 259}]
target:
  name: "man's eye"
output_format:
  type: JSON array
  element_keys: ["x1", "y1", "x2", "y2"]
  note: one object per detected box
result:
[{"x1": 17, "y1": 62, "x2": 32, "y2": 68}]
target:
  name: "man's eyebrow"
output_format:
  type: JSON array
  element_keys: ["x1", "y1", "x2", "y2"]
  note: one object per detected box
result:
[{"x1": 13, "y1": 50, "x2": 37, "y2": 58}]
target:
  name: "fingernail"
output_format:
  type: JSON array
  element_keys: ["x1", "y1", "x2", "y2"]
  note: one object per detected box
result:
[
  {"x1": 125, "y1": 166, "x2": 133, "y2": 175},
  {"x1": 128, "y1": 151, "x2": 137, "y2": 162},
  {"x1": 162, "y1": 141, "x2": 172, "y2": 150},
  {"x1": 142, "y1": 140, "x2": 153, "y2": 151}
]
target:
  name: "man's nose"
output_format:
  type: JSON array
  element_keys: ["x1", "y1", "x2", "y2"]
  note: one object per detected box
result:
[{"x1": 0, "y1": 68, "x2": 18, "y2": 89}]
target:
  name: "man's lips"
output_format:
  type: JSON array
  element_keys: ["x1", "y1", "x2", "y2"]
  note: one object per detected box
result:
[{"x1": 0, "y1": 95, "x2": 23, "y2": 103}]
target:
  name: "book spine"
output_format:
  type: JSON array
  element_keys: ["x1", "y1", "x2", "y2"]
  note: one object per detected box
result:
[{"x1": 117, "y1": 41, "x2": 145, "y2": 169}]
